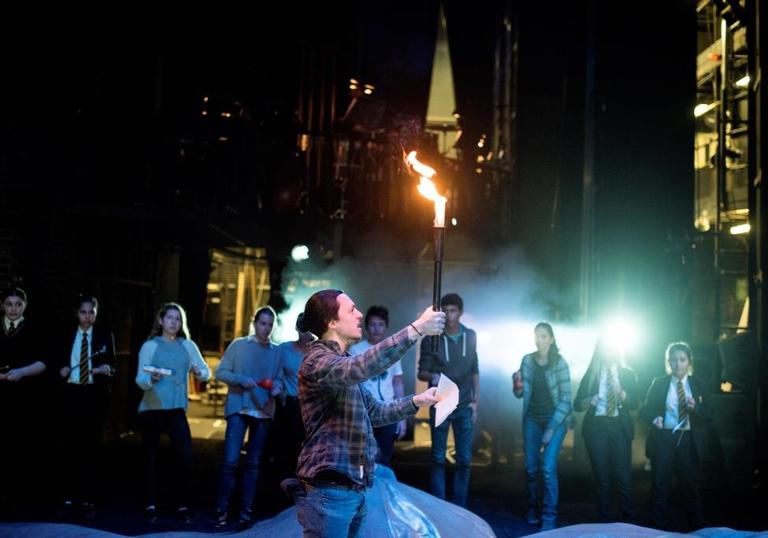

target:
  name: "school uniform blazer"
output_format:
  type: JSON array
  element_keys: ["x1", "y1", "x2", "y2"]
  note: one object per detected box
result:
[
  {"x1": 574, "y1": 365, "x2": 640, "y2": 441},
  {"x1": 640, "y1": 375, "x2": 712, "y2": 461},
  {"x1": 56, "y1": 325, "x2": 117, "y2": 391}
]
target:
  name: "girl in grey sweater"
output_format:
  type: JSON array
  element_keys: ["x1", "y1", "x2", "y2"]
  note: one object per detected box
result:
[{"x1": 135, "y1": 303, "x2": 210, "y2": 524}]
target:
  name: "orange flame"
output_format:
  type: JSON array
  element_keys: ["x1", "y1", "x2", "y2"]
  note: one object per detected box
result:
[
  {"x1": 417, "y1": 177, "x2": 446, "y2": 204},
  {"x1": 405, "y1": 150, "x2": 436, "y2": 179},
  {"x1": 405, "y1": 151, "x2": 446, "y2": 227}
]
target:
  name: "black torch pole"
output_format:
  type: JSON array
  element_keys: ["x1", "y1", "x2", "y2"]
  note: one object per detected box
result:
[{"x1": 431, "y1": 225, "x2": 445, "y2": 353}]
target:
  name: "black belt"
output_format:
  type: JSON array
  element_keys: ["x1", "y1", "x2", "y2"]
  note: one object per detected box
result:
[{"x1": 307, "y1": 472, "x2": 366, "y2": 492}]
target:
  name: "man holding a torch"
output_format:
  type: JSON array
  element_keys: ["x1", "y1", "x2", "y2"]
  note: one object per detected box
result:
[{"x1": 294, "y1": 289, "x2": 445, "y2": 537}]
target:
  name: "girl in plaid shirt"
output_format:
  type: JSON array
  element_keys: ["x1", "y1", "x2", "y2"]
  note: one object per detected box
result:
[{"x1": 513, "y1": 322, "x2": 572, "y2": 531}]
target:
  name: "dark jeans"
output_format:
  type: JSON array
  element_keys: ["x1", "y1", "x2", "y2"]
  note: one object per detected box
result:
[
  {"x1": 430, "y1": 406, "x2": 473, "y2": 506},
  {"x1": 217, "y1": 414, "x2": 271, "y2": 514},
  {"x1": 58, "y1": 384, "x2": 106, "y2": 503},
  {"x1": 523, "y1": 416, "x2": 566, "y2": 523},
  {"x1": 373, "y1": 423, "x2": 397, "y2": 466},
  {"x1": 139, "y1": 409, "x2": 193, "y2": 508},
  {"x1": 583, "y1": 417, "x2": 636, "y2": 521},
  {"x1": 650, "y1": 429, "x2": 704, "y2": 530}
]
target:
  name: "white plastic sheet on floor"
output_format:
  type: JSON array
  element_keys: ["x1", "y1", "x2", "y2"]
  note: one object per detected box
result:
[
  {"x1": 536, "y1": 523, "x2": 767, "y2": 538},
  {"x1": 244, "y1": 464, "x2": 495, "y2": 537},
  {"x1": 0, "y1": 465, "x2": 495, "y2": 537},
  {"x1": 1, "y1": 467, "x2": 766, "y2": 537}
]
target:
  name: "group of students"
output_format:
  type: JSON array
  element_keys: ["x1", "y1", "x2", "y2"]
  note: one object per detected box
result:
[
  {"x1": 516, "y1": 322, "x2": 708, "y2": 532},
  {"x1": 1, "y1": 284, "x2": 709, "y2": 533},
  {"x1": 0, "y1": 287, "x2": 116, "y2": 518},
  {"x1": 0, "y1": 286, "x2": 310, "y2": 529},
  {"x1": 136, "y1": 302, "x2": 312, "y2": 529}
]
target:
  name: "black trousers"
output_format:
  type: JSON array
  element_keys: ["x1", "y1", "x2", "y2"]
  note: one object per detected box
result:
[
  {"x1": 650, "y1": 429, "x2": 704, "y2": 530},
  {"x1": 270, "y1": 396, "x2": 305, "y2": 480},
  {"x1": 0, "y1": 389, "x2": 46, "y2": 510},
  {"x1": 57, "y1": 384, "x2": 107, "y2": 503},
  {"x1": 139, "y1": 409, "x2": 193, "y2": 508},
  {"x1": 583, "y1": 417, "x2": 636, "y2": 521}
]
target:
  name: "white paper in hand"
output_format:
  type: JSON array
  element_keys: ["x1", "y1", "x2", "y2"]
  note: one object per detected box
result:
[{"x1": 434, "y1": 374, "x2": 459, "y2": 428}]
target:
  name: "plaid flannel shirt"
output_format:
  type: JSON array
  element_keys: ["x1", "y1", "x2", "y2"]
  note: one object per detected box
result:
[
  {"x1": 296, "y1": 327, "x2": 418, "y2": 488},
  {"x1": 514, "y1": 352, "x2": 572, "y2": 431}
]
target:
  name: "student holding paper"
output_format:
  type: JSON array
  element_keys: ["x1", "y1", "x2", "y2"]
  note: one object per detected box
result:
[
  {"x1": 512, "y1": 322, "x2": 571, "y2": 531},
  {"x1": 640, "y1": 342, "x2": 710, "y2": 531},
  {"x1": 135, "y1": 302, "x2": 210, "y2": 525},
  {"x1": 295, "y1": 289, "x2": 444, "y2": 538},
  {"x1": 418, "y1": 293, "x2": 479, "y2": 508}
]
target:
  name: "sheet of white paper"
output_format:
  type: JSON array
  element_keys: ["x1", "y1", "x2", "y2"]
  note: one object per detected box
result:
[{"x1": 434, "y1": 374, "x2": 459, "y2": 428}]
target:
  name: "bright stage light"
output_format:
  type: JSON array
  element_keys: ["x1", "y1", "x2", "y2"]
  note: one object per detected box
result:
[
  {"x1": 601, "y1": 316, "x2": 642, "y2": 357},
  {"x1": 467, "y1": 317, "x2": 599, "y2": 379},
  {"x1": 291, "y1": 245, "x2": 310, "y2": 262}
]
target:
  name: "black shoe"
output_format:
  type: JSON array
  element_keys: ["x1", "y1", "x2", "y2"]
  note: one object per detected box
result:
[
  {"x1": 237, "y1": 508, "x2": 253, "y2": 530},
  {"x1": 144, "y1": 506, "x2": 158, "y2": 524},
  {"x1": 525, "y1": 508, "x2": 540, "y2": 525},
  {"x1": 214, "y1": 509, "x2": 228, "y2": 528},
  {"x1": 540, "y1": 519, "x2": 556, "y2": 531},
  {"x1": 177, "y1": 506, "x2": 193, "y2": 525}
]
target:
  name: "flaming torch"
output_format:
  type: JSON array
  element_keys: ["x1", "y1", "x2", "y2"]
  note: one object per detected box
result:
[{"x1": 405, "y1": 150, "x2": 446, "y2": 352}]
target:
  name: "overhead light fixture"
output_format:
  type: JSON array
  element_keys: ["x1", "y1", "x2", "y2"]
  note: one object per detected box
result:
[
  {"x1": 694, "y1": 102, "x2": 718, "y2": 117},
  {"x1": 735, "y1": 75, "x2": 750, "y2": 88},
  {"x1": 730, "y1": 223, "x2": 750, "y2": 235}
]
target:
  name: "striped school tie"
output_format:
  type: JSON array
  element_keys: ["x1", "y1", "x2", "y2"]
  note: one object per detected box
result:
[
  {"x1": 605, "y1": 376, "x2": 617, "y2": 416},
  {"x1": 79, "y1": 332, "x2": 90, "y2": 385},
  {"x1": 677, "y1": 380, "x2": 688, "y2": 424}
]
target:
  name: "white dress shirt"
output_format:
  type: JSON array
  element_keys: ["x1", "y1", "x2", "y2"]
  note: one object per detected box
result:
[
  {"x1": 594, "y1": 364, "x2": 620, "y2": 417},
  {"x1": 4, "y1": 316, "x2": 24, "y2": 332}
]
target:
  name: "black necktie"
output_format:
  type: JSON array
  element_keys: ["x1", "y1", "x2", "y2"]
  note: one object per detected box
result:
[
  {"x1": 79, "y1": 332, "x2": 89, "y2": 385},
  {"x1": 7, "y1": 321, "x2": 15, "y2": 335}
]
